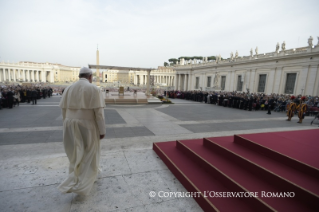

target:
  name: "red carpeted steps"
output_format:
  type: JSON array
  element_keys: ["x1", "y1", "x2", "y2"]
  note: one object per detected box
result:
[
  {"x1": 199, "y1": 138, "x2": 319, "y2": 211},
  {"x1": 205, "y1": 136, "x2": 319, "y2": 196},
  {"x1": 179, "y1": 139, "x2": 318, "y2": 212},
  {"x1": 153, "y1": 129, "x2": 319, "y2": 212},
  {"x1": 153, "y1": 141, "x2": 274, "y2": 212}
]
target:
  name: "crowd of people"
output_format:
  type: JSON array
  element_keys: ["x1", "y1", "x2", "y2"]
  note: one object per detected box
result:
[
  {"x1": 0, "y1": 85, "x2": 55, "y2": 109},
  {"x1": 164, "y1": 90, "x2": 319, "y2": 115}
]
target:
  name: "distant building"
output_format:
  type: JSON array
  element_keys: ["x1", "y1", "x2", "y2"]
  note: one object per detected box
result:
[
  {"x1": 0, "y1": 61, "x2": 80, "y2": 83},
  {"x1": 173, "y1": 37, "x2": 319, "y2": 95}
]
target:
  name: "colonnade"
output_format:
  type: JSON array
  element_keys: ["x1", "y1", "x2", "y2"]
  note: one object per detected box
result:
[
  {"x1": 175, "y1": 73, "x2": 191, "y2": 91},
  {"x1": 0, "y1": 68, "x2": 51, "y2": 83},
  {"x1": 134, "y1": 74, "x2": 175, "y2": 86}
]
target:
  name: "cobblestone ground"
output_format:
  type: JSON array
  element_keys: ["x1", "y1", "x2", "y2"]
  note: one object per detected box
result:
[{"x1": 0, "y1": 96, "x2": 316, "y2": 212}]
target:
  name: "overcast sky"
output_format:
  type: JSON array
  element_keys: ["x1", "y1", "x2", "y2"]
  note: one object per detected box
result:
[{"x1": 1, "y1": 0, "x2": 318, "y2": 68}]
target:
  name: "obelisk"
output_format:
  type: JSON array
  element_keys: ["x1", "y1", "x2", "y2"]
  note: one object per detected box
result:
[{"x1": 96, "y1": 46, "x2": 100, "y2": 86}]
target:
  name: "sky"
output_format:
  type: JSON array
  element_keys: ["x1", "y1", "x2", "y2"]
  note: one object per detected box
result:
[{"x1": 0, "y1": 0, "x2": 318, "y2": 68}]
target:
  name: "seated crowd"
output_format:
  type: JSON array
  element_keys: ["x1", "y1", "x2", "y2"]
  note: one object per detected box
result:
[
  {"x1": 165, "y1": 90, "x2": 319, "y2": 113},
  {"x1": 0, "y1": 85, "x2": 54, "y2": 109}
]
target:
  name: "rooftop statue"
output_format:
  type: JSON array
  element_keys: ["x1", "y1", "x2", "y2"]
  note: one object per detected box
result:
[
  {"x1": 282, "y1": 41, "x2": 286, "y2": 51},
  {"x1": 308, "y1": 36, "x2": 313, "y2": 47},
  {"x1": 230, "y1": 52, "x2": 234, "y2": 60},
  {"x1": 250, "y1": 48, "x2": 253, "y2": 57},
  {"x1": 255, "y1": 47, "x2": 258, "y2": 55},
  {"x1": 276, "y1": 42, "x2": 280, "y2": 52},
  {"x1": 235, "y1": 50, "x2": 238, "y2": 59}
]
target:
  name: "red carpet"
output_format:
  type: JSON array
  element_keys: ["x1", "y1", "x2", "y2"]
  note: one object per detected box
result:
[{"x1": 153, "y1": 129, "x2": 319, "y2": 212}]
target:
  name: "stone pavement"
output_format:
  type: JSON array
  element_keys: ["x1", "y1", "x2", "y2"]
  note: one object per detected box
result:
[{"x1": 0, "y1": 96, "x2": 317, "y2": 212}]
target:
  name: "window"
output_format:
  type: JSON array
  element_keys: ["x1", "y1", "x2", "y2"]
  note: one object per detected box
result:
[
  {"x1": 195, "y1": 77, "x2": 199, "y2": 89},
  {"x1": 285, "y1": 73, "x2": 297, "y2": 94},
  {"x1": 257, "y1": 74, "x2": 267, "y2": 92},
  {"x1": 221, "y1": 76, "x2": 226, "y2": 90},
  {"x1": 207, "y1": 77, "x2": 211, "y2": 87},
  {"x1": 237, "y1": 75, "x2": 243, "y2": 91}
]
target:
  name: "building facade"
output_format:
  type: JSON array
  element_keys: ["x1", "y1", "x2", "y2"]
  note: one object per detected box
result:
[
  {"x1": 173, "y1": 37, "x2": 319, "y2": 96},
  {"x1": 0, "y1": 61, "x2": 80, "y2": 83},
  {"x1": 101, "y1": 66, "x2": 176, "y2": 87}
]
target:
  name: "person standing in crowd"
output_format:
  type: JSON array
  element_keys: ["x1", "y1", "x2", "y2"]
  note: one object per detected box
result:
[
  {"x1": 266, "y1": 96, "x2": 274, "y2": 115},
  {"x1": 13, "y1": 90, "x2": 20, "y2": 106},
  {"x1": 58, "y1": 67, "x2": 106, "y2": 196},
  {"x1": 48, "y1": 87, "x2": 53, "y2": 98},
  {"x1": 31, "y1": 89, "x2": 38, "y2": 105},
  {"x1": 0, "y1": 90, "x2": 2, "y2": 110},
  {"x1": 297, "y1": 96, "x2": 307, "y2": 123},
  {"x1": 27, "y1": 89, "x2": 32, "y2": 103},
  {"x1": 7, "y1": 89, "x2": 14, "y2": 109},
  {"x1": 43, "y1": 88, "x2": 47, "y2": 99},
  {"x1": 287, "y1": 96, "x2": 297, "y2": 121}
]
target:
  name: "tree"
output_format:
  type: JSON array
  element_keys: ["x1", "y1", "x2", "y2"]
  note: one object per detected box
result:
[
  {"x1": 207, "y1": 56, "x2": 216, "y2": 61},
  {"x1": 164, "y1": 62, "x2": 169, "y2": 67},
  {"x1": 194, "y1": 56, "x2": 203, "y2": 60},
  {"x1": 168, "y1": 58, "x2": 178, "y2": 64}
]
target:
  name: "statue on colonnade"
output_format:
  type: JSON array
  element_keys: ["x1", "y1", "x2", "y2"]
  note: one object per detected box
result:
[
  {"x1": 255, "y1": 47, "x2": 258, "y2": 56},
  {"x1": 230, "y1": 52, "x2": 234, "y2": 61},
  {"x1": 276, "y1": 42, "x2": 280, "y2": 52},
  {"x1": 308, "y1": 36, "x2": 313, "y2": 47},
  {"x1": 235, "y1": 50, "x2": 238, "y2": 59},
  {"x1": 281, "y1": 41, "x2": 286, "y2": 51},
  {"x1": 250, "y1": 48, "x2": 253, "y2": 57}
]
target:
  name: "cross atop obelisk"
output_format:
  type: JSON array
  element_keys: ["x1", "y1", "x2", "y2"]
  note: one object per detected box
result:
[{"x1": 96, "y1": 45, "x2": 100, "y2": 86}]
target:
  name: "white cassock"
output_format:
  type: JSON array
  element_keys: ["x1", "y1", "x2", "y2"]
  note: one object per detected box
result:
[{"x1": 58, "y1": 78, "x2": 106, "y2": 195}]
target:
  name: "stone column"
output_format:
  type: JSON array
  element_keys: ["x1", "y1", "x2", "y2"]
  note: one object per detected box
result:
[
  {"x1": 17, "y1": 69, "x2": 21, "y2": 81},
  {"x1": 50, "y1": 71, "x2": 54, "y2": 83},
  {"x1": 174, "y1": 74, "x2": 178, "y2": 89},
  {"x1": 8, "y1": 68, "x2": 11, "y2": 81},
  {"x1": 177, "y1": 74, "x2": 182, "y2": 90},
  {"x1": 186, "y1": 74, "x2": 188, "y2": 90},
  {"x1": 188, "y1": 74, "x2": 192, "y2": 90},
  {"x1": 4, "y1": 68, "x2": 7, "y2": 81},
  {"x1": 0, "y1": 69, "x2": 3, "y2": 81},
  {"x1": 298, "y1": 66, "x2": 310, "y2": 95},
  {"x1": 146, "y1": 70, "x2": 151, "y2": 96},
  {"x1": 12, "y1": 69, "x2": 16, "y2": 82},
  {"x1": 37, "y1": 71, "x2": 39, "y2": 82}
]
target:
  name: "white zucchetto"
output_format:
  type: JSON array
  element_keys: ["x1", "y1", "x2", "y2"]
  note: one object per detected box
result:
[{"x1": 79, "y1": 67, "x2": 92, "y2": 74}]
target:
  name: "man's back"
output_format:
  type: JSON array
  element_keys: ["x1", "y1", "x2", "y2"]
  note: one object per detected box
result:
[
  {"x1": 58, "y1": 70, "x2": 106, "y2": 196},
  {"x1": 60, "y1": 79, "x2": 104, "y2": 110}
]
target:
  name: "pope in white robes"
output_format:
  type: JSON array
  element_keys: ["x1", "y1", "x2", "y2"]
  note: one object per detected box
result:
[{"x1": 58, "y1": 67, "x2": 106, "y2": 196}]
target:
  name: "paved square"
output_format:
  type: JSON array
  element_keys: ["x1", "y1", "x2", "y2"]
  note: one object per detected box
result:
[{"x1": 0, "y1": 96, "x2": 316, "y2": 211}]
